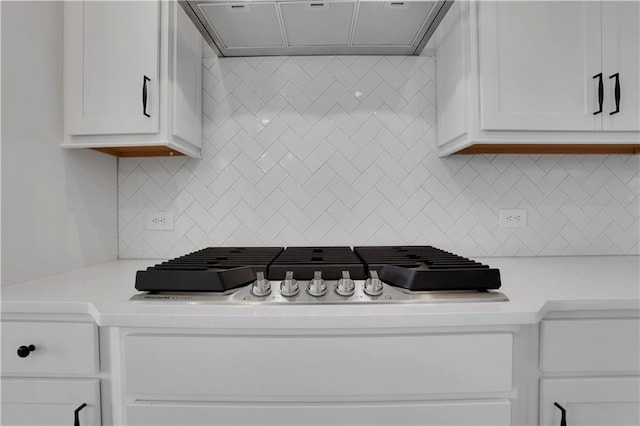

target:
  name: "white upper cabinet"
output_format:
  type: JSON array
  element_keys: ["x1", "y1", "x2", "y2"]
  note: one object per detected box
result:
[
  {"x1": 435, "y1": 0, "x2": 640, "y2": 156},
  {"x1": 602, "y1": 1, "x2": 640, "y2": 131},
  {"x1": 65, "y1": 1, "x2": 160, "y2": 136},
  {"x1": 173, "y1": 3, "x2": 204, "y2": 147},
  {"x1": 479, "y1": 1, "x2": 602, "y2": 131},
  {"x1": 63, "y1": 0, "x2": 203, "y2": 158}
]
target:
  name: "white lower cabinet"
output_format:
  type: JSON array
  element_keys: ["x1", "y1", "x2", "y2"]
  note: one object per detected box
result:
[
  {"x1": 0, "y1": 318, "x2": 101, "y2": 426},
  {"x1": 540, "y1": 318, "x2": 640, "y2": 375},
  {"x1": 540, "y1": 377, "x2": 640, "y2": 426},
  {"x1": 1, "y1": 321, "x2": 99, "y2": 376},
  {"x1": 539, "y1": 317, "x2": 640, "y2": 426},
  {"x1": 121, "y1": 330, "x2": 514, "y2": 425},
  {"x1": 126, "y1": 400, "x2": 512, "y2": 426},
  {"x1": 1, "y1": 379, "x2": 101, "y2": 426},
  {"x1": 124, "y1": 332, "x2": 513, "y2": 398}
]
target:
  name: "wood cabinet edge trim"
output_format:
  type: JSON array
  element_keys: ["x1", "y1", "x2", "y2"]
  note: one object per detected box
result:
[
  {"x1": 455, "y1": 144, "x2": 640, "y2": 155},
  {"x1": 91, "y1": 146, "x2": 186, "y2": 157}
]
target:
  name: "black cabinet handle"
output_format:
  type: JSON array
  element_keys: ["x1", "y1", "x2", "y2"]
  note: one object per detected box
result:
[
  {"x1": 16, "y1": 344, "x2": 35, "y2": 358},
  {"x1": 142, "y1": 75, "x2": 151, "y2": 118},
  {"x1": 554, "y1": 402, "x2": 567, "y2": 426},
  {"x1": 609, "y1": 73, "x2": 620, "y2": 115},
  {"x1": 73, "y1": 403, "x2": 87, "y2": 426},
  {"x1": 593, "y1": 73, "x2": 603, "y2": 115}
]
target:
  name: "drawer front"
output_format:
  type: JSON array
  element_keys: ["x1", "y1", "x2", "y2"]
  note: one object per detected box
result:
[
  {"x1": 127, "y1": 400, "x2": 511, "y2": 426},
  {"x1": 1, "y1": 321, "x2": 98, "y2": 375},
  {"x1": 125, "y1": 332, "x2": 513, "y2": 399},
  {"x1": 1, "y1": 378, "x2": 101, "y2": 426},
  {"x1": 540, "y1": 377, "x2": 640, "y2": 426},
  {"x1": 541, "y1": 318, "x2": 640, "y2": 374}
]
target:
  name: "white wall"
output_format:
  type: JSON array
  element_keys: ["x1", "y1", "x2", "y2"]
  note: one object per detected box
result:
[
  {"x1": 1, "y1": 1, "x2": 118, "y2": 286},
  {"x1": 118, "y1": 54, "x2": 639, "y2": 258},
  {"x1": 1, "y1": 1, "x2": 3, "y2": 282}
]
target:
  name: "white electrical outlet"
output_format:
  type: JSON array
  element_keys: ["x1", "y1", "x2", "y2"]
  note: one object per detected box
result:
[
  {"x1": 499, "y1": 209, "x2": 527, "y2": 228},
  {"x1": 146, "y1": 211, "x2": 174, "y2": 230}
]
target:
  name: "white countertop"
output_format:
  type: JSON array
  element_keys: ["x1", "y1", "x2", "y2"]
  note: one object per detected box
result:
[{"x1": 1, "y1": 256, "x2": 638, "y2": 328}]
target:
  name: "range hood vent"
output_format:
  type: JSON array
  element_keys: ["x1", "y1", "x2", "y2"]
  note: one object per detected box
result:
[{"x1": 180, "y1": 0, "x2": 452, "y2": 56}]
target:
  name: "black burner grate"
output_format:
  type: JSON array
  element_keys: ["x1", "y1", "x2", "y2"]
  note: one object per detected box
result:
[
  {"x1": 354, "y1": 246, "x2": 501, "y2": 291},
  {"x1": 267, "y1": 246, "x2": 366, "y2": 280},
  {"x1": 135, "y1": 247, "x2": 283, "y2": 292},
  {"x1": 135, "y1": 246, "x2": 501, "y2": 293}
]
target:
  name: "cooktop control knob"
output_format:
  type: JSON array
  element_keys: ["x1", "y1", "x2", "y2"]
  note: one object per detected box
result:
[
  {"x1": 280, "y1": 271, "x2": 299, "y2": 297},
  {"x1": 364, "y1": 270, "x2": 383, "y2": 296},
  {"x1": 251, "y1": 271, "x2": 271, "y2": 297},
  {"x1": 307, "y1": 271, "x2": 327, "y2": 297},
  {"x1": 335, "y1": 271, "x2": 355, "y2": 297}
]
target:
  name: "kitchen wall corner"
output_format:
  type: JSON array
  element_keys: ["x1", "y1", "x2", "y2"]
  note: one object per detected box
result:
[
  {"x1": 1, "y1": 1, "x2": 118, "y2": 286},
  {"x1": 118, "y1": 53, "x2": 640, "y2": 258}
]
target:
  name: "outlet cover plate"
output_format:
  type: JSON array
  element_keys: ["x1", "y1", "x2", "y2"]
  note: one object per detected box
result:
[
  {"x1": 499, "y1": 209, "x2": 527, "y2": 228},
  {"x1": 146, "y1": 211, "x2": 174, "y2": 230}
]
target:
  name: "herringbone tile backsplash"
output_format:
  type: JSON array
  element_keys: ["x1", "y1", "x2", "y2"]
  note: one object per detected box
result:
[{"x1": 119, "y1": 55, "x2": 639, "y2": 258}]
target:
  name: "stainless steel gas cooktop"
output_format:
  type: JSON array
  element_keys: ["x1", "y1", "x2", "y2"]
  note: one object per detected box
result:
[{"x1": 130, "y1": 246, "x2": 508, "y2": 304}]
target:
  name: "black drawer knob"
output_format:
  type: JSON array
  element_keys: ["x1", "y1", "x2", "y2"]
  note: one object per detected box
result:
[{"x1": 17, "y1": 344, "x2": 36, "y2": 358}]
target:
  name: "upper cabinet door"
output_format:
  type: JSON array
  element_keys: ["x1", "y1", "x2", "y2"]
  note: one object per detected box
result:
[
  {"x1": 65, "y1": 1, "x2": 160, "y2": 135},
  {"x1": 602, "y1": 1, "x2": 640, "y2": 131},
  {"x1": 479, "y1": 1, "x2": 602, "y2": 131}
]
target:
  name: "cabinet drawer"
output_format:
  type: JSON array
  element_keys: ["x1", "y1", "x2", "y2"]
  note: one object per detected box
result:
[
  {"x1": 127, "y1": 400, "x2": 511, "y2": 426},
  {"x1": 125, "y1": 332, "x2": 513, "y2": 399},
  {"x1": 1, "y1": 321, "x2": 98, "y2": 375},
  {"x1": 1, "y1": 378, "x2": 101, "y2": 426},
  {"x1": 540, "y1": 377, "x2": 640, "y2": 426},
  {"x1": 541, "y1": 318, "x2": 640, "y2": 374}
]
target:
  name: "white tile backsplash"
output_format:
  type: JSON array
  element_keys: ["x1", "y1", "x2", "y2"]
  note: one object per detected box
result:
[{"x1": 119, "y1": 55, "x2": 640, "y2": 258}]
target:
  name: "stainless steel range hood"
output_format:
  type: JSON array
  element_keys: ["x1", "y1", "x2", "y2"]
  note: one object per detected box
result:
[{"x1": 180, "y1": 0, "x2": 452, "y2": 56}]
